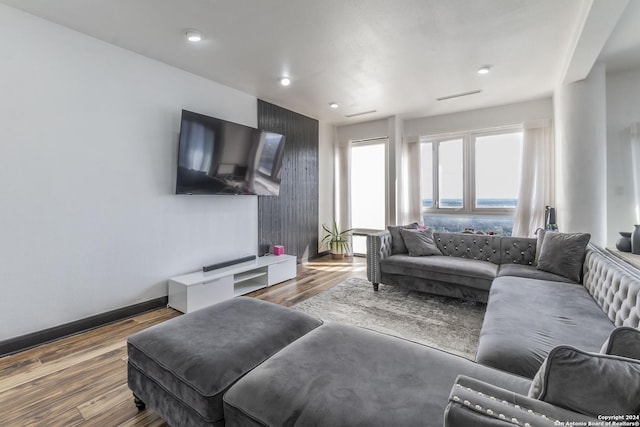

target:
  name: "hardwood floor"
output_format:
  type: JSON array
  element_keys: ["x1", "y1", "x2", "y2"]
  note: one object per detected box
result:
[{"x1": 0, "y1": 256, "x2": 365, "y2": 426}]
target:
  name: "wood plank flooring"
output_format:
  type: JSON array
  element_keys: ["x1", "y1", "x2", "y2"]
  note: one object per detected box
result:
[{"x1": 0, "y1": 256, "x2": 365, "y2": 426}]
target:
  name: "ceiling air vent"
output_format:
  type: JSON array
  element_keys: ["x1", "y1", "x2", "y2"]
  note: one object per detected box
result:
[
  {"x1": 436, "y1": 90, "x2": 482, "y2": 101},
  {"x1": 345, "y1": 110, "x2": 377, "y2": 118}
]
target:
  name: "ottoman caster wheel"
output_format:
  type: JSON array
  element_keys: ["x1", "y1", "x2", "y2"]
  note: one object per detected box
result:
[{"x1": 133, "y1": 394, "x2": 146, "y2": 411}]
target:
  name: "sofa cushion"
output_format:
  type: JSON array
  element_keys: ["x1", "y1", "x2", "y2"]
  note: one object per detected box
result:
[
  {"x1": 127, "y1": 297, "x2": 322, "y2": 424},
  {"x1": 399, "y1": 228, "x2": 442, "y2": 256},
  {"x1": 536, "y1": 231, "x2": 590, "y2": 282},
  {"x1": 380, "y1": 254, "x2": 498, "y2": 291},
  {"x1": 497, "y1": 264, "x2": 576, "y2": 283},
  {"x1": 601, "y1": 326, "x2": 640, "y2": 360},
  {"x1": 387, "y1": 223, "x2": 419, "y2": 254},
  {"x1": 223, "y1": 322, "x2": 531, "y2": 427},
  {"x1": 528, "y1": 346, "x2": 640, "y2": 417},
  {"x1": 476, "y1": 276, "x2": 614, "y2": 378}
]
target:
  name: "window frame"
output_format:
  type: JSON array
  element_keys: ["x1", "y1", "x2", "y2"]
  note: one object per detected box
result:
[
  {"x1": 350, "y1": 137, "x2": 389, "y2": 230},
  {"x1": 420, "y1": 126, "x2": 523, "y2": 217}
]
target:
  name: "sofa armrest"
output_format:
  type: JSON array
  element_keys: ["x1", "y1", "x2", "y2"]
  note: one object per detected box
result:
[
  {"x1": 444, "y1": 376, "x2": 598, "y2": 427},
  {"x1": 366, "y1": 230, "x2": 392, "y2": 285}
]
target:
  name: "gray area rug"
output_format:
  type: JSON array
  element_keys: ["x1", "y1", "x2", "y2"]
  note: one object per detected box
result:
[{"x1": 292, "y1": 277, "x2": 486, "y2": 359}]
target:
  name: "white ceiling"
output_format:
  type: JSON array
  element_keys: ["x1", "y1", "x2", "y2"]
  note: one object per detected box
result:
[
  {"x1": 599, "y1": 0, "x2": 640, "y2": 73},
  {"x1": 1, "y1": 0, "x2": 636, "y2": 125}
]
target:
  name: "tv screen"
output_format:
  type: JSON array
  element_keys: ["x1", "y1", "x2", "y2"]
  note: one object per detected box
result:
[{"x1": 176, "y1": 110, "x2": 285, "y2": 196}]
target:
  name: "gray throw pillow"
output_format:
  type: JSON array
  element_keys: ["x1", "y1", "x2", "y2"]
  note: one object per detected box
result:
[
  {"x1": 387, "y1": 223, "x2": 419, "y2": 254},
  {"x1": 534, "y1": 228, "x2": 546, "y2": 266},
  {"x1": 601, "y1": 326, "x2": 640, "y2": 360},
  {"x1": 536, "y1": 232, "x2": 590, "y2": 282},
  {"x1": 398, "y1": 228, "x2": 442, "y2": 257},
  {"x1": 528, "y1": 345, "x2": 640, "y2": 417}
]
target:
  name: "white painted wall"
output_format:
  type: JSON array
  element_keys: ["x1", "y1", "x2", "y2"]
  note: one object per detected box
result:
[
  {"x1": 554, "y1": 63, "x2": 607, "y2": 244},
  {"x1": 404, "y1": 98, "x2": 553, "y2": 138},
  {"x1": 318, "y1": 121, "x2": 335, "y2": 251},
  {"x1": 606, "y1": 67, "x2": 640, "y2": 245},
  {"x1": 0, "y1": 5, "x2": 259, "y2": 340}
]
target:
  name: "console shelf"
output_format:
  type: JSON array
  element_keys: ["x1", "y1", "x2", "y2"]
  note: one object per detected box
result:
[
  {"x1": 234, "y1": 270, "x2": 267, "y2": 284},
  {"x1": 168, "y1": 255, "x2": 296, "y2": 313}
]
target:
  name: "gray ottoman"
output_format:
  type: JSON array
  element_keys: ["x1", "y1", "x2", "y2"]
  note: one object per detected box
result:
[
  {"x1": 127, "y1": 297, "x2": 323, "y2": 426},
  {"x1": 223, "y1": 322, "x2": 532, "y2": 427}
]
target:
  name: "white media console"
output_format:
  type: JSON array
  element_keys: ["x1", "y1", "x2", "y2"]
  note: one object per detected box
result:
[{"x1": 167, "y1": 255, "x2": 297, "y2": 313}]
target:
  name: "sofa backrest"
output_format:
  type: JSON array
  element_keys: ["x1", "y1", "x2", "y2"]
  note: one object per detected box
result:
[
  {"x1": 433, "y1": 232, "x2": 537, "y2": 266},
  {"x1": 433, "y1": 232, "x2": 502, "y2": 264},
  {"x1": 498, "y1": 236, "x2": 538, "y2": 266},
  {"x1": 583, "y1": 244, "x2": 640, "y2": 328}
]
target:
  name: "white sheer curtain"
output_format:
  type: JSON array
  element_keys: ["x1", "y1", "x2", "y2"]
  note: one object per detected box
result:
[
  {"x1": 512, "y1": 120, "x2": 555, "y2": 237},
  {"x1": 334, "y1": 142, "x2": 352, "y2": 231},
  {"x1": 398, "y1": 138, "x2": 422, "y2": 225}
]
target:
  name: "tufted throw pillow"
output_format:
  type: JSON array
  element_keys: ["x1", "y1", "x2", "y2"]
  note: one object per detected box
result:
[
  {"x1": 387, "y1": 223, "x2": 419, "y2": 254},
  {"x1": 601, "y1": 326, "x2": 640, "y2": 360},
  {"x1": 528, "y1": 345, "x2": 640, "y2": 417},
  {"x1": 398, "y1": 228, "x2": 442, "y2": 257},
  {"x1": 536, "y1": 232, "x2": 590, "y2": 282}
]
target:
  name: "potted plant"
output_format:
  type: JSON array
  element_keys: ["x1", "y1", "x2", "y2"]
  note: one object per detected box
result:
[{"x1": 321, "y1": 221, "x2": 353, "y2": 259}]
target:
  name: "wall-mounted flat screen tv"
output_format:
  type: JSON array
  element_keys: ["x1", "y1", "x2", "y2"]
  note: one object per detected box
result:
[{"x1": 176, "y1": 110, "x2": 285, "y2": 196}]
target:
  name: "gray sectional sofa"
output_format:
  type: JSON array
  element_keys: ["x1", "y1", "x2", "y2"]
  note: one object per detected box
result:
[
  {"x1": 367, "y1": 229, "x2": 640, "y2": 378},
  {"x1": 127, "y1": 231, "x2": 640, "y2": 426},
  {"x1": 366, "y1": 230, "x2": 573, "y2": 303}
]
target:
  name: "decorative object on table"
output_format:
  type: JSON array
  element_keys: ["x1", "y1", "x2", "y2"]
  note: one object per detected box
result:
[
  {"x1": 632, "y1": 225, "x2": 640, "y2": 255},
  {"x1": 273, "y1": 245, "x2": 285, "y2": 255},
  {"x1": 544, "y1": 206, "x2": 558, "y2": 231},
  {"x1": 321, "y1": 220, "x2": 352, "y2": 259},
  {"x1": 616, "y1": 232, "x2": 632, "y2": 253}
]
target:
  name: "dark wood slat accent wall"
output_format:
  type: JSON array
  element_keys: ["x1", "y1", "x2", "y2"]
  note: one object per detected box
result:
[{"x1": 257, "y1": 100, "x2": 319, "y2": 262}]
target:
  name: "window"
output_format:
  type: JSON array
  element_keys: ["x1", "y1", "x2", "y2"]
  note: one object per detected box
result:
[
  {"x1": 350, "y1": 139, "x2": 387, "y2": 254},
  {"x1": 420, "y1": 129, "x2": 522, "y2": 236},
  {"x1": 474, "y1": 132, "x2": 521, "y2": 209}
]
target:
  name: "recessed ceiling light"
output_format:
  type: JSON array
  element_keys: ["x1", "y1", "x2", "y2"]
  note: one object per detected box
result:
[
  {"x1": 279, "y1": 77, "x2": 291, "y2": 86},
  {"x1": 185, "y1": 30, "x2": 203, "y2": 42},
  {"x1": 477, "y1": 66, "x2": 491, "y2": 75},
  {"x1": 329, "y1": 102, "x2": 339, "y2": 109}
]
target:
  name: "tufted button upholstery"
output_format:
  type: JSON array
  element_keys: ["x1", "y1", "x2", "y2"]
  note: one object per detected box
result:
[
  {"x1": 583, "y1": 247, "x2": 640, "y2": 328},
  {"x1": 366, "y1": 231, "x2": 392, "y2": 284},
  {"x1": 499, "y1": 237, "x2": 537, "y2": 266}
]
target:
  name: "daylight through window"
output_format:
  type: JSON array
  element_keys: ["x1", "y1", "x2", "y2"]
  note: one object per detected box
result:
[{"x1": 420, "y1": 129, "x2": 523, "y2": 236}]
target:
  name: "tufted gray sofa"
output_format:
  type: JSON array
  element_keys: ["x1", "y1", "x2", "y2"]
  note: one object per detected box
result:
[
  {"x1": 367, "y1": 230, "x2": 640, "y2": 378},
  {"x1": 367, "y1": 231, "x2": 572, "y2": 303},
  {"x1": 476, "y1": 243, "x2": 640, "y2": 377}
]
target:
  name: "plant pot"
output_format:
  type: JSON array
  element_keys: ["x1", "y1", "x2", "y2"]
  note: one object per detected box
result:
[{"x1": 331, "y1": 252, "x2": 345, "y2": 260}]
